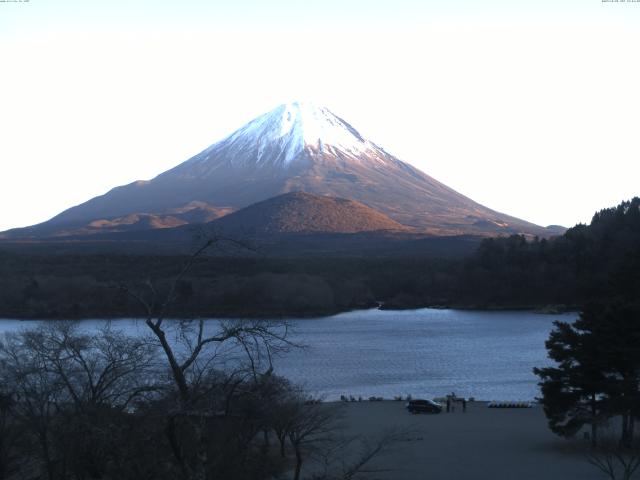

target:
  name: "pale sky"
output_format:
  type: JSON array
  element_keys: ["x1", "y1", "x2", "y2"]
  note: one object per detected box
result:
[{"x1": 1, "y1": 0, "x2": 639, "y2": 232}]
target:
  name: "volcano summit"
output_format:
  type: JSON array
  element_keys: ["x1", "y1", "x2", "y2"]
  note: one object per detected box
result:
[{"x1": 2, "y1": 102, "x2": 557, "y2": 240}]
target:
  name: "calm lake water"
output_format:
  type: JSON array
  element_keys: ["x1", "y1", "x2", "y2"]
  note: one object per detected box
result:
[{"x1": 0, "y1": 309, "x2": 576, "y2": 401}]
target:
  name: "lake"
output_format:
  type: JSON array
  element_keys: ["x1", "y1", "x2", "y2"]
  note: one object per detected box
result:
[{"x1": 0, "y1": 308, "x2": 576, "y2": 401}]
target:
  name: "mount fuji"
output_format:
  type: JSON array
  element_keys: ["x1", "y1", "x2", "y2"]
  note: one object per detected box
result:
[{"x1": 2, "y1": 102, "x2": 558, "y2": 240}]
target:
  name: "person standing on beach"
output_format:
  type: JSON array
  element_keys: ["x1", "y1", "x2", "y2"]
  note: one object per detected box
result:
[
  {"x1": 446, "y1": 398, "x2": 451, "y2": 413},
  {"x1": 462, "y1": 398, "x2": 467, "y2": 413}
]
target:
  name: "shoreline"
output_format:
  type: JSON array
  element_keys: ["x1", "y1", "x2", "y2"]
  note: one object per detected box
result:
[{"x1": 0, "y1": 304, "x2": 579, "y2": 322}]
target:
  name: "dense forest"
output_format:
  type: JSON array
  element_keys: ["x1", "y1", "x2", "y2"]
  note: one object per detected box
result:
[
  {"x1": 461, "y1": 196, "x2": 640, "y2": 308},
  {"x1": 0, "y1": 198, "x2": 638, "y2": 319}
]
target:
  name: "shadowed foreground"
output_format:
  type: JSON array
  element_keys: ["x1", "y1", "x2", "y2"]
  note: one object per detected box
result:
[{"x1": 308, "y1": 401, "x2": 603, "y2": 480}]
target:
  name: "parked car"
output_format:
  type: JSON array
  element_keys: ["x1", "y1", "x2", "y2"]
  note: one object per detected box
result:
[{"x1": 406, "y1": 399, "x2": 443, "y2": 414}]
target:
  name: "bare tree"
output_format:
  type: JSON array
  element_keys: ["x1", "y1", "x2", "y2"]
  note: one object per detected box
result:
[
  {"x1": 0, "y1": 390, "x2": 21, "y2": 480},
  {"x1": 122, "y1": 239, "x2": 291, "y2": 402},
  {"x1": 279, "y1": 395, "x2": 410, "y2": 480},
  {"x1": 312, "y1": 427, "x2": 410, "y2": 480},
  {"x1": 121, "y1": 237, "x2": 295, "y2": 480},
  {"x1": 587, "y1": 428, "x2": 640, "y2": 480},
  {"x1": 0, "y1": 322, "x2": 160, "y2": 480},
  {"x1": 286, "y1": 400, "x2": 341, "y2": 480},
  {"x1": 20, "y1": 321, "x2": 159, "y2": 410},
  {"x1": 267, "y1": 378, "x2": 300, "y2": 459},
  {"x1": 0, "y1": 328, "x2": 68, "y2": 480}
]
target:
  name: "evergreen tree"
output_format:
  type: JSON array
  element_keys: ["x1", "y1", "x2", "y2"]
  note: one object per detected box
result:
[
  {"x1": 534, "y1": 315, "x2": 609, "y2": 446},
  {"x1": 535, "y1": 301, "x2": 640, "y2": 446}
]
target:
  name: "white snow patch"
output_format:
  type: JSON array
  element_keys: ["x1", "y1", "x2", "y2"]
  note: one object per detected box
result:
[{"x1": 202, "y1": 102, "x2": 378, "y2": 168}]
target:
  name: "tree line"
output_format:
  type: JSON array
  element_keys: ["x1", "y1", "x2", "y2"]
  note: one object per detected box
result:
[{"x1": 462, "y1": 197, "x2": 640, "y2": 308}]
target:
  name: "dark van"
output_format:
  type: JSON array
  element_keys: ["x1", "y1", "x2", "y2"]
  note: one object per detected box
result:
[{"x1": 406, "y1": 399, "x2": 443, "y2": 414}]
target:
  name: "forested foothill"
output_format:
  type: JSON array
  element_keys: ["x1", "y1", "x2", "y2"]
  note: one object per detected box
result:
[{"x1": 0, "y1": 198, "x2": 638, "y2": 319}]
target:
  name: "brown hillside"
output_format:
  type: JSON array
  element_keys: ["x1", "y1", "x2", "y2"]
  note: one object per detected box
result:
[{"x1": 211, "y1": 192, "x2": 413, "y2": 235}]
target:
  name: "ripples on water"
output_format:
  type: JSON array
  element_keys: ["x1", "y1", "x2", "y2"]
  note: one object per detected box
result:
[
  {"x1": 0, "y1": 309, "x2": 577, "y2": 401},
  {"x1": 273, "y1": 309, "x2": 576, "y2": 401}
]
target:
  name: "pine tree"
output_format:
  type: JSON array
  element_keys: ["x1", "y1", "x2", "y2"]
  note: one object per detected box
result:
[
  {"x1": 534, "y1": 316, "x2": 609, "y2": 446},
  {"x1": 535, "y1": 301, "x2": 640, "y2": 446}
]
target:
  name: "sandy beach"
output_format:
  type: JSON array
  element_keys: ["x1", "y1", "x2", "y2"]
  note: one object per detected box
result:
[{"x1": 307, "y1": 400, "x2": 604, "y2": 480}]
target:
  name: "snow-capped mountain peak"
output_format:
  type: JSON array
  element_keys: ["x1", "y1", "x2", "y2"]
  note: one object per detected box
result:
[
  {"x1": 3, "y1": 100, "x2": 555, "y2": 239},
  {"x1": 195, "y1": 102, "x2": 376, "y2": 168}
]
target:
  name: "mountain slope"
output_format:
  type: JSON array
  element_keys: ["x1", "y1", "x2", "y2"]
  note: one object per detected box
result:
[
  {"x1": 1, "y1": 201, "x2": 234, "y2": 238},
  {"x1": 1, "y1": 193, "x2": 479, "y2": 258},
  {"x1": 2, "y1": 102, "x2": 558, "y2": 239}
]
